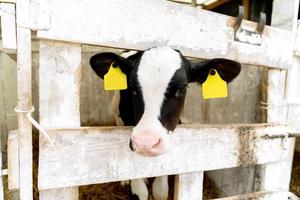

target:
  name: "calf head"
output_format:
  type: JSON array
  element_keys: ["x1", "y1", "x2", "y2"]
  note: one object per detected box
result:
[{"x1": 90, "y1": 47, "x2": 241, "y2": 157}]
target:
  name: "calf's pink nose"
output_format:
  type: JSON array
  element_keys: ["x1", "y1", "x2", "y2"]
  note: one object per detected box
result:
[{"x1": 133, "y1": 134, "x2": 161, "y2": 150}]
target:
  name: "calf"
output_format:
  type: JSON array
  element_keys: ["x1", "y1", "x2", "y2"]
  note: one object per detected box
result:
[{"x1": 90, "y1": 46, "x2": 241, "y2": 199}]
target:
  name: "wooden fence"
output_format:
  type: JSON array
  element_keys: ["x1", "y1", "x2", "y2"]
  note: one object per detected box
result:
[{"x1": 0, "y1": 0, "x2": 300, "y2": 199}]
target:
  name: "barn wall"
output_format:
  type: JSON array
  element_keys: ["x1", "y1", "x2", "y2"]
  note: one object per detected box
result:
[
  {"x1": 0, "y1": 52, "x2": 18, "y2": 166},
  {"x1": 80, "y1": 49, "x2": 119, "y2": 126},
  {"x1": 182, "y1": 65, "x2": 263, "y2": 124}
]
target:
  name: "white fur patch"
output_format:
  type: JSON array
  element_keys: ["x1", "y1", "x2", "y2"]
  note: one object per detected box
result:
[
  {"x1": 152, "y1": 176, "x2": 169, "y2": 200},
  {"x1": 121, "y1": 50, "x2": 138, "y2": 58},
  {"x1": 133, "y1": 47, "x2": 181, "y2": 138},
  {"x1": 131, "y1": 179, "x2": 148, "y2": 200},
  {"x1": 138, "y1": 47, "x2": 181, "y2": 120},
  {"x1": 111, "y1": 91, "x2": 124, "y2": 126}
]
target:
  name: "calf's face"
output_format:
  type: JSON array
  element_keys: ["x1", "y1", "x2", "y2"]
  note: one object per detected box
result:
[{"x1": 90, "y1": 47, "x2": 241, "y2": 157}]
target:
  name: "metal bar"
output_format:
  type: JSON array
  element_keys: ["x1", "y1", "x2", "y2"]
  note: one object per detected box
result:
[{"x1": 261, "y1": 132, "x2": 300, "y2": 139}]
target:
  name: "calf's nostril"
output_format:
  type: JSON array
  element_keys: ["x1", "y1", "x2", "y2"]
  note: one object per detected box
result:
[
  {"x1": 133, "y1": 136, "x2": 161, "y2": 150},
  {"x1": 129, "y1": 138, "x2": 135, "y2": 151},
  {"x1": 152, "y1": 138, "x2": 161, "y2": 148}
]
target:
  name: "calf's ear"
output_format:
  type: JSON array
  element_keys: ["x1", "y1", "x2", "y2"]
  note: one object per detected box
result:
[
  {"x1": 188, "y1": 58, "x2": 241, "y2": 83},
  {"x1": 90, "y1": 52, "x2": 132, "y2": 79}
]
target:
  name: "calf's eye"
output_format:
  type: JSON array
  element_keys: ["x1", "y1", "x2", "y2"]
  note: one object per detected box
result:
[
  {"x1": 132, "y1": 89, "x2": 138, "y2": 96},
  {"x1": 175, "y1": 87, "x2": 186, "y2": 98}
]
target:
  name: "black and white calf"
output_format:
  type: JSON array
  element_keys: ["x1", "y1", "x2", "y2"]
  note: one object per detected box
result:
[{"x1": 90, "y1": 47, "x2": 241, "y2": 199}]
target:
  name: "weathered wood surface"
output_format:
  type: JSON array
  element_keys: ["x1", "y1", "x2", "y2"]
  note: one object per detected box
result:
[
  {"x1": 174, "y1": 172, "x2": 203, "y2": 200},
  {"x1": 38, "y1": 124, "x2": 293, "y2": 190},
  {"x1": 39, "y1": 41, "x2": 81, "y2": 199},
  {"x1": 260, "y1": 0, "x2": 299, "y2": 193},
  {"x1": 289, "y1": 21, "x2": 300, "y2": 152},
  {"x1": 0, "y1": 3, "x2": 17, "y2": 51},
  {"x1": 211, "y1": 191, "x2": 289, "y2": 200},
  {"x1": 8, "y1": 130, "x2": 19, "y2": 190},
  {"x1": 37, "y1": 0, "x2": 293, "y2": 69},
  {"x1": 289, "y1": 57, "x2": 300, "y2": 153},
  {"x1": 16, "y1": 0, "x2": 33, "y2": 198},
  {"x1": 16, "y1": 28, "x2": 33, "y2": 200}
]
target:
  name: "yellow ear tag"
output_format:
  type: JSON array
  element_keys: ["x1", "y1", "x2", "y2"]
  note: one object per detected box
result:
[
  {"x1": 202, "y1": 69, "x2": 228, "y2": 99},
  {"x1": 104, "y1": 62, "x2": 127, "y2": 90}
]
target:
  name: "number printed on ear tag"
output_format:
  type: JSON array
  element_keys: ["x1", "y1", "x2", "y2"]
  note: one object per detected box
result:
[
  {"x1": 202, "y1": 69, "x2": 228, "y2": 99},
  {"x1": 104, "y1": 62, "x2": 127, "y2": 91}
]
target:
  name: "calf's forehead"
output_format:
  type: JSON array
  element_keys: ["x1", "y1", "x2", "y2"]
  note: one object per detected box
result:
[
  {"x1": 137, "y1": 47, "x2": 182, "y2": 91},
  {"x1": 136, "y1": 47, "x2": 182, "y2": 119}
]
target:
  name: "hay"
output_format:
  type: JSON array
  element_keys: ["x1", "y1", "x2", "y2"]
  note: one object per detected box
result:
[{"x1": 290, "y1": 152, "x2": 300, "y2": 197}]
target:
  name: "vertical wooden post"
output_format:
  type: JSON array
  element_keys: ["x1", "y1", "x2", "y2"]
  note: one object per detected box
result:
[
  {"x1": 16, "y1": 27, "x2": 33, "y2": 200},
  {"x1": 16, "y1": 0, "x2": 33, "y2": 199},
  {"x1": 242, "y1": 0, "x2": 250, "y2": 20},
  {"x1": 261, "y1": 0, "x2": 299, "y2": 194},
  {"x1": 38, "y1": 41, "x2": 81, "y2": 200},
  {"x1": 290, "y1": 20, "x2": 300, "y2": 153},
  {"x1": 174, "y1": 172, "x2": 204, "y2": 200}
]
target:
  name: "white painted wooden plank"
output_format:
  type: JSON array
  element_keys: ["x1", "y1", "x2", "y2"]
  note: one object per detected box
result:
[
  {"x1": 37, "y1": 0, "x2": 293, "y2": 69},
  {"x1": 8, "y1": 130, "x2": 19, "y2": 190},
  {"x1": 16, "y1": 0, "x2": 33, "y2": 197},
  {"x1": 261, "y1": 69, "x2": 294, "y2": 194},
  {"x1": 39, "y1": 40, "x2": 81, "y2": 199},
  {"x1": 16, "y1": 0, "x2": 29, "y2": 29},
  {"x1": 174, "y1": 172, "x2": 203, "y2": 200},
  {"x1": 0, "y1": 3, "x2": 17, "y2": 50},
  {"x1": 16, "y1": 27, "x2": 33, "y2": 200},
  {"x1": 38, "y1": 124, "x2": 293, "y2": 190},
  {"x1": 29, "y1": 0, "x2": 51, "y2": 31},
  {"x1": 211, "y1": 191, "x2": 289, "y2": 200}
]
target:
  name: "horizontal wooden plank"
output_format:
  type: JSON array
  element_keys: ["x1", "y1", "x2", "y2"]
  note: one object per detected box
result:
[
  {"x1": 211, "y1": 191, "x2": 290, "y2": 200},
  {"x1": 37, "y1": 0, "x2": 293, "y2": 69},
  {"x1": 38, "y1": 124, "x2": 293, "y2": 190},
  {"x1": 0, "y1": 3, "x2": 17, "y2": 50}
]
